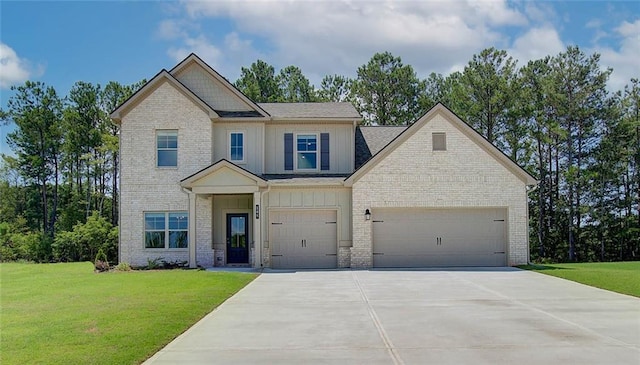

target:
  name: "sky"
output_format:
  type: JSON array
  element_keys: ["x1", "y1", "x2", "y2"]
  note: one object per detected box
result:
[{"x1": 1, "y1": 0, "x2": 639, "y2": 156}]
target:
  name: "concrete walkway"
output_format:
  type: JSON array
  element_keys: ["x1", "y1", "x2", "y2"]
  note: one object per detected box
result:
[{"x1": 144, "y1": 268, "x2": 640, "y2": 365}]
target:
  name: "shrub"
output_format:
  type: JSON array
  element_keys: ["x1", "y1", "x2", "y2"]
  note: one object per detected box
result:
[
  {"x1": 50, "y1": 212, "x2": 118, "y2": 263},
  {"x1": 114, "y1": 262, "x2": 132, "y2": 271},
  {"x1": 94, "y1": 249, "x2": 109, "y2": 272}
]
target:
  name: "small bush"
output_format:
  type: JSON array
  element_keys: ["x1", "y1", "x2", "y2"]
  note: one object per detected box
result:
[
  {"x1": 145, "y1": 257, "x2": 164, "y2": 270},
  {"x1": 94, "y1": 249, "x2": 109, "y2": 272},
  {"x1": 114, "y1": 262, "x2": 132, "y2": 271}
]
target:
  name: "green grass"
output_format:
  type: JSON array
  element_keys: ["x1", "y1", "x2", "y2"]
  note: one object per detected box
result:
[
  {"x1": 0, "y1": 262, "x2": 258, "y2": 365},
  {"x1": 519, "y1": 261, "x2": 640, "y2": 297}
]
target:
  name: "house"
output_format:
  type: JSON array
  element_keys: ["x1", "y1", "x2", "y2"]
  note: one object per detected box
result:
[{"x1": 110, "y1": 54, "x2": 537, "y2": 269}]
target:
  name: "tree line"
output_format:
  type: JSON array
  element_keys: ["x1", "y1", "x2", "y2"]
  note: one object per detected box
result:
[{"x1": 1, "y1": 45, "x2": 638, "y2": 263}]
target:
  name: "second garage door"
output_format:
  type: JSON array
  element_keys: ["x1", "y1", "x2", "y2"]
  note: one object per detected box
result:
[
  {"x1": 373, "y1": 208, "x2": 507, "y2": 267},
  {"x1": 270, "y1": 210, "x2": 337, "y2": 269}
]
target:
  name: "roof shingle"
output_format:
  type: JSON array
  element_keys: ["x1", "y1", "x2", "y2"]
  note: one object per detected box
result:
[
  {"x1": 258, "y1": 102, "x2": 360, "y2": 119},
  {"x1": 355, "y1": 126, "x2": 407, "y2": 169}
]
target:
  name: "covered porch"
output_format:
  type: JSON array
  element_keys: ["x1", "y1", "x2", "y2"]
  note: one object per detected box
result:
[{"x1": 180, "y1": 160, "x2": 267, "y2": 268}]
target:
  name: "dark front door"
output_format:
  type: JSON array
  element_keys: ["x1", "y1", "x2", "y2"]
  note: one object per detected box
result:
[{"x1": 227, "y1": 213, "x2": 249, "y2": 264}]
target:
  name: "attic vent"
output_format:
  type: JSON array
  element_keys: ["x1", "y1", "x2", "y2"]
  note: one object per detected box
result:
[{"x1": 432, "y1": 132, "x2": 446, "y2": 151}]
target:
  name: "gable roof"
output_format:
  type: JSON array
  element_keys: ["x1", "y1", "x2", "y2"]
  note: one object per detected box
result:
[
  {"x1": 181, "y1": 159, "x2": 268, "y2": 188},
  {"x1": 345, "y1": 103, "x2": 538, "y2": 186},
  {"x1": 355, "y1": 126, "x2": 407, "y2": 169},
  {"x1": 110, "y1": 70, "x2": 218, "y2": 122},
  {"x1": 170, "y1": 53, "x2": 270, "y2": 118},
  {"x1": 259, "y1": 102, "x2": 360, "y2": 119}
]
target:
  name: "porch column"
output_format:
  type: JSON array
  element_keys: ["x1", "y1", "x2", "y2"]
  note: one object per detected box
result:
[
  {"x1": 188, "y1": 191, "x2": 197, "y2": 268},
  {"x1": 253, "y1": 191, "x2": 262, "y2": 268}
]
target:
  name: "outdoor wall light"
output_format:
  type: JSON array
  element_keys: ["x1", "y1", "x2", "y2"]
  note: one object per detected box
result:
[{"x1": 365, "y1": 209, "x2": 371, "y2": 220}]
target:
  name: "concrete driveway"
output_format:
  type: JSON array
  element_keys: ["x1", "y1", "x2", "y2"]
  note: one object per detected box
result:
[{"x1": 144, "y1": 268, "x2": 639, "y2": 365}]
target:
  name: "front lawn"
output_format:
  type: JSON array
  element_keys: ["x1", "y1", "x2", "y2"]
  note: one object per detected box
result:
[
  {"x1": 519, "y1": 261, "x2": 640, "y2": 297},
  {"x1": 0, "y1": 262, "x2": 258, "y2": 365}
]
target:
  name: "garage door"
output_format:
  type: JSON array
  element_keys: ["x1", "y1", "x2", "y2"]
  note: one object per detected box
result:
[
  {"x1": 373, "y1": 208, "x2": 507, "y2": 267},
  {"x1": 270, "y1": 210, "x2": 337, "y2": 269}
]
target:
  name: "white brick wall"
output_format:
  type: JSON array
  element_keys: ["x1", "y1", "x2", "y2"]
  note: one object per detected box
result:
[
  {"x1": 351, "y1": 113, "x2": 530, "y2": 268},
  {"x1": 119, "y1": 81, "x2": 212, "y2": 267}
]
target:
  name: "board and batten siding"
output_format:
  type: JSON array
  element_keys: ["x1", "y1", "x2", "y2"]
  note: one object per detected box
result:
[
  {"x1": 264, "y1": 124, "x2": 354, "y2": 174},
  {"x1": 119, "y1": 81, "x2": 213, "y2": 267},
  {"x1": 174, "y1": 65, "x2": 253, "y2": 112},
  {"x1": 263, "y1": 188, "x2": 352, "y2": 268},
  {"x1": 351, "y1": 112, "x2": 529, "y2": 268},
  {"x1": 212, "y1": 123, "x2": 265, "y2": 174}
]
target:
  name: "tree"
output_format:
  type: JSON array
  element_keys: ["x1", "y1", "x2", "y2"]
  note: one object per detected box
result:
[
  {"x1": 350, "y1": 52, "x2": 422, "y2": 125},
  {"x1": 318, "y1": 74, "x2": 351, "y2": 102},
  {"x1": 4, "y1": 81, "x2": 63, "y2": 236},
  {"x1": 234, "y1": 60, "x2": 282, "y2": 102},
  {"x1": 419, "y1": 72, "x2": 459, "y2": 111},
  {"x1": 546, "y1": 46, "x2": 612, "y2": 261},
  {"x1": 99, "y1": 80, "x2": 144, "y2": 225},
  {"x1": 451, "y1": 48, "x2": 518, "y2": 144},
  {"x1": 277, "y1": 65, "x2": 317, "y2": 102}
]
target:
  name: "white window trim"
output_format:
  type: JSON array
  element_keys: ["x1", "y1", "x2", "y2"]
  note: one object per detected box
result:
[
  {"x1": 143, "y1": 211, "x2": 189, "y2": 250},
  {"x1": 156, "y1": 129, "x2": 178, "y2": 169},
  {"x1": 295, "y1": 132, "x2": 319, "y2": 171},
  {"x1": 228, "y1": 131, "x2": 246, "y2": 164}
]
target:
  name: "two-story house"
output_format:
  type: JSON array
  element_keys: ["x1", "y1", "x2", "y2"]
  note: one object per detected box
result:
[{"x1": 110, "y1": 54, "x2": 536, "y2": 269}]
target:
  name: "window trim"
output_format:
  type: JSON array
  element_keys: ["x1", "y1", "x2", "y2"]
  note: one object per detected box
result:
[
  {"x1": 144, "y1": 211, "x2": 188, "y2": 250},
  {"x1": 156, "y1": 130, "x2": 178, "y2": 168},
  {"x1": 294, "y1": 133, "x2": 319, "y2": 171},
  {"x1": 228, "y1": 131, "x2": 246, "y2": 164}
]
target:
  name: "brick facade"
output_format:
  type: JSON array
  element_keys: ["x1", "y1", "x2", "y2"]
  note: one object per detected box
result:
[
  {"x1": 119, "y1": 81, "x2": 212, "y2": 267},
  {"x1": 351, "y1": 112, "x2": 530, "y2": 268}
]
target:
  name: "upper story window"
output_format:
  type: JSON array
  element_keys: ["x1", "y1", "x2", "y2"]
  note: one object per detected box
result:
[
  {"x1": 144, "y1": 212, "x2": 188, "y2": 249},
  {"x1": 229, "y1": 132, "x2": 245, "y2": 163},
  {"x1": 296, "y1": 134, "x2": 318, "y2": 170},
  {"x1": 432, "y1": 132, "x2": 446, "y2": 151},
  {"x1": 284, "y1": 132, "x2": 330, "y2": 172},
  {"x1": 157, "y1": 130, "x2": 178, "y2": 167}
]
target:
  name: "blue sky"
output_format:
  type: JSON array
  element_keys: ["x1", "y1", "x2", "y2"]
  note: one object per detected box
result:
[{"x1": 1, "y1": 0, "x2": 639, "y2": 155}]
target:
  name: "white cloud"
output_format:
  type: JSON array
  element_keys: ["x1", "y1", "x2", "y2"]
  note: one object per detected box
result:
[
  {"x1": 156, "y1": 19, "x2": 187, "y2": 40},
  {"x1": 595, "y1": 19, "x2": 640, "y2": 91},
  {"x1": 509, "y1": 27, "x2": 565, "y2": 66},
  {"x1": 167, "y1": 34, "x2": 222, "y2": 66},
  {"x1": 172, "y1": 0, "x2": 529, "y2": 82},
  {"x1": 0, "y1": 43, "x2": 42, "y2": 89}
]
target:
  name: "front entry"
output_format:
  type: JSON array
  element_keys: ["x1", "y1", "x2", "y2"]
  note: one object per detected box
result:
[{"x1": 226, "y1": 213, "x2": 249, "y2": 264}]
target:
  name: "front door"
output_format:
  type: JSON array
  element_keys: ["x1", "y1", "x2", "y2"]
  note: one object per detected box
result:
[{"x1": 227, "y1": 213, "x2": 249, "y2": 264}]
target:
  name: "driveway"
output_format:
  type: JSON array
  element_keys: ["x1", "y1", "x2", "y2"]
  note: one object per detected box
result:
[{"x1": 144, "y1": 268, "x2": 640, "y2": 365}]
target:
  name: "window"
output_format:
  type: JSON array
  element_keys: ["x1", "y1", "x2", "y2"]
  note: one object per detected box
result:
[
  {"x1": 157, "y1": 130, "x2": 178, "y2": 167},
  {"x1": 432, "y1": 132, "x2": 446, "y2": 151},
  {"x1": 229, "y1": 132, "x2": 244, "y2": 163},
  {"x1": 144, "y1": 212, "x2": 188, "y2": 249},
  {"x1": 296, "y1": 134, "x2": 317, "y2": 170}
]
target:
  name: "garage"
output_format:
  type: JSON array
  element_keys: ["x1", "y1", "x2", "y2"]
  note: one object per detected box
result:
[
  {"x1": 270, "y1": 210, "x2": 338, "y2": 269},
  {"x1": 372, "y1": 208, "x2": 507, "y2": 267}
]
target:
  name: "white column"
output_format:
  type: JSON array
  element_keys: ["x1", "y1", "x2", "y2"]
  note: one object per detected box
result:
[
  {"x1": 253, "y1": 191, "x2": 262, "y2": 268},
  {"x1": 188, "y1": 192, "x2": 197, "y2": 268}
]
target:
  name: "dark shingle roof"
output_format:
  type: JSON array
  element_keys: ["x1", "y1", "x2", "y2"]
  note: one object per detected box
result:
[
  {"x1": 215, "y1": 110, "x2": 264, "y2": 118},
  {"x1": 355, "y1": 126, "x2": 407, "y2": 169},
  {"x1": 258, "y1": 102, "x2": 360, "y2": 119}
]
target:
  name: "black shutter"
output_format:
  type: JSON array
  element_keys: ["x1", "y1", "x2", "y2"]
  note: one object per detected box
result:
[
  {"x1": 321, "y1": 133, "x2": 330, "y2": 170},
  {"x1": 284, "y1": 133, "x2": 293, "y2": 170}
]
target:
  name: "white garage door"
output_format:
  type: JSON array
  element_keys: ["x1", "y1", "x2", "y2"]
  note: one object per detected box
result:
[
  {"x1": 373, "y1": 208, "x2": 507, "y2": 267},
  {"x1": 270, "y1": 210, "x2": 338, "y2": 269}
]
